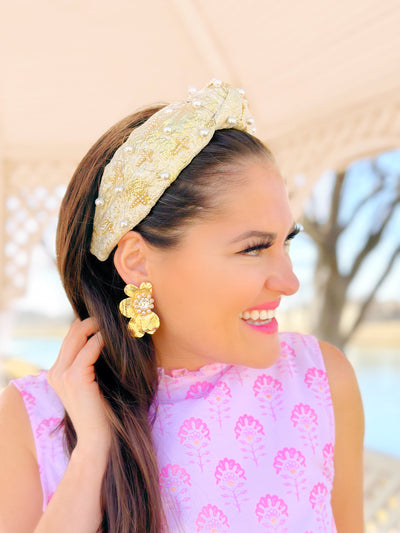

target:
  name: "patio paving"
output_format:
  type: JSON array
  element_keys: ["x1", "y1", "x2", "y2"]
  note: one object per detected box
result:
[{"x1": 365, "y1": 449, "x2": 400, "y2": 532}]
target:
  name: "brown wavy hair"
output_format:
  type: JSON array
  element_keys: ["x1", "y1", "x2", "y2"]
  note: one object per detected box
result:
[{"x1": 56, "y1": 106, "x2": 272, "y2": 532}]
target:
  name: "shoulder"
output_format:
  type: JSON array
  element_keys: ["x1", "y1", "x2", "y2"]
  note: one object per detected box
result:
[
  {"x1": 318, "y1": 340, "x2": 363, "y2": 412},
  {"x1": 317, "y1": 343, "x2": 364, "y2": 530},
  {"x1": 318, "y1": 339, "x2": 364, "y2": 444},
  {"x1": 0, "y1": 382, "x2": 37, "y2": 459},
  {"x1": 0, "y1": 384, "x2": 43, "y2": 530}
]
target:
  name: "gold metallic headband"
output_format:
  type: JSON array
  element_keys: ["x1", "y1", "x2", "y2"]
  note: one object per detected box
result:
[{"x1": 90, "y1": 79, "x2": 256, "y2": 261}]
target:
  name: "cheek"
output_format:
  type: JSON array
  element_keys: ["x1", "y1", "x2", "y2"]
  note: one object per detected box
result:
[
  {"x1": 152, "y1": 259, "x2": 213, "y2": 318},
  {"x1": 152, "y1": 254, "x2": 266, "y2": 331}
]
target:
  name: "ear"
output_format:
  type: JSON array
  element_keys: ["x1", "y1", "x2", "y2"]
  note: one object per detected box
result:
[{"x1": 113, "y1": 231, "x2": 150, "y2": 286}]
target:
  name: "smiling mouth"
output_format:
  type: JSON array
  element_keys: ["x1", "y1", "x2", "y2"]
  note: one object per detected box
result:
[{"x1": 239, "y1": 309, "x2": 276, "y2": 324}]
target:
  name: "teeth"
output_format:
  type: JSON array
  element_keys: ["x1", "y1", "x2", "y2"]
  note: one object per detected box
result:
[{"x1": 240, "y1": 309, "x2": 275, "y2": 321}]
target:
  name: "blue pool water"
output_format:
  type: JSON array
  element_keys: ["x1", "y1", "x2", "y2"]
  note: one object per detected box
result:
[
  {"x1": 350, "y1": 351, "x2": 400, "y2": 457},
  {"x1": 5, "y1": 337, "x2": 400, "y2": 458}
]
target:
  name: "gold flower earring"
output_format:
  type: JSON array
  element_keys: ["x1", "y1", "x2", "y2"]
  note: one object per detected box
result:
[{"x1": 119, "y1": 282, "x2": 160, "y2": 338}]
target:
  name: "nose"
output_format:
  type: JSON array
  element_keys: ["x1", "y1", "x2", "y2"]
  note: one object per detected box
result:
[{"x1": 264, "y1": 253, "x2": 300, "y2": 296}]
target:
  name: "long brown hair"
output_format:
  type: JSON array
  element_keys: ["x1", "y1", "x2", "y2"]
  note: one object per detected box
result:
[{"x1": 56, "y1": 106, "x2": 271, "y2": 532}]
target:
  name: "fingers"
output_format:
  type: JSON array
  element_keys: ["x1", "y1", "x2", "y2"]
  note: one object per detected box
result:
[
  {"x1": 46, "y1": 317, "x2": 111, "y2": 449},
  {"x1": 56, "y1": 318, "x2": 100, "y2": 370},
  {"x1": 48, "y1": 318, "x2": 104, "y2": 389},
  {"x1": 61, "y1": 332, "x2": 105, "y2": 388},
  {"x1": 74, "y1": 331, "x2": 105, "y2": 370}
]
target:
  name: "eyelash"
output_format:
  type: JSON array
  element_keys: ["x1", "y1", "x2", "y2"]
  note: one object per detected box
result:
[{"x1": 239, "y1": 224, "x2": 303, "y2": 256}]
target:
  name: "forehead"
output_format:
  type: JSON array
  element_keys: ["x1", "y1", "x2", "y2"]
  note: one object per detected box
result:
[
  {"x1": 212, "y1": 159, "x2": 291, "y2": 224},
  {"x1": 180, "y1": 159, "x2": 293, "y2": 246}
]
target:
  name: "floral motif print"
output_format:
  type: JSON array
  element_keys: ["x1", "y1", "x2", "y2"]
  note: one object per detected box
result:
[
  {"x1": 322, "y1": 443, "x2": 334, "y2": 485},
  {"x1": 230, "y1": 365, "x2": 250, "y2": 386},
  {"x1": 276, "y1": 341, "x2": 298, "y2": 378},
  {"x1": 195, "y1": 504, "x2": 230, "y2": 533},
  {"x1": 304, "y1": 367, "x2": 333, "y2": 428},
  {"x1": 151, "y1": 402, "x2": 174, "y2": 437},
  {"x1": 178, "y1": 417, "x2": 211, "y2": 471},
  {"x1": 215, "y1": 458, "x2": 247, "y2": 512},
  {"x1": 35, "y1": 417, "x2": 62, "y2": 461},
  {"x1": 273, "y1": 448, "x2": 307, "y2": 501},
  {"x1": 310, "y1": 483, "x2": 330, "y2": 532},
  {"x1": 253, "y1": 375, "x2": 283, "y2": 421},
  {"x1": 208, "y1": 381, "x2": 232, "y2": 428},
  {"x1": 186, "y1": 381, "x2": 214, "y2": 399},
  {"x1": 304, "y1": 368, "x2": 331, "y2": 405},
  {"x1": 290, "y1": 403, "x2": 319, "y2": 454},
  {"x1": 160, "y1": 377, "x2": 173, "y2": 400},
  {"x1": 160, "y1": 464, "x2": 191, "y2": 519},
  {"x1": 13, "y1": 332, "x2": 336, "y2": 531},
  {"x1": 20, "y1": 389, "x2": 36, "y2": 415},
  {"x1": 255, "y1": 494, "x2": 289, "y2": 532},
  {"x1": 234, "y1": 414, "x2": 266, "y2": 465}
]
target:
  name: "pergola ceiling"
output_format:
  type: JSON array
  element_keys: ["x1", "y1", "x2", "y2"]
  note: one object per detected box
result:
[
  {"x1": 0, "y1": 0, "x2": 399, "y2": 305},
  {"x1": 1, "y1": 0, "x2": 399, "y2": 154}
]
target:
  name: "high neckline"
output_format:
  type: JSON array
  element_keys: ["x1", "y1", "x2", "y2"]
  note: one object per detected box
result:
[
  {"x1": 156, "y1": 362, "x2": 232, "y2": 402},
  {"x1": 157, "y1": 361, "x2": 230, "y2": 380}
]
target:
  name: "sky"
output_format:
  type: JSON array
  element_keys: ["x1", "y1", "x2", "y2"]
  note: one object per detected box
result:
[
  {"x1": 285, "y1": 149, "x2": 400, "y2": 310},
  {"x1": 13, "y1": 149, "x2": 400, "y2": 318}
]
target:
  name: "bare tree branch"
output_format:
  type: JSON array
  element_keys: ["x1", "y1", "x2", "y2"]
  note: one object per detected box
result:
[
  {"x1": 343, "y1": 244, "x2": 400, "y2": 345},
  {"x1": 306, "y1": 154, "x2": 400, "y2": 349},
  {"x1": 301, "y1": 215, "x2": 326, "y2": 246},
  {"x1": 339, "y1": 182, "x2": 385, "y2": 233},
  {"x1": 348, "y1": 196, "x2": 400, "y2": 280},
  {"x1": 302, "y1": 170, "x2": 345, "y2": 247},
  {"x1": 327, "y1": 170, "x2": 345, "y2": 232}
]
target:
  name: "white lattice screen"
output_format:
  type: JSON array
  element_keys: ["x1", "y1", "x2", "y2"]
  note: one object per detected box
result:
[
  {"x1": 1, "y1": 159, "x2": 77, "y2": 307},
  {"x1": 271, "y1": 89, "x2": 400, "y2": 212}
]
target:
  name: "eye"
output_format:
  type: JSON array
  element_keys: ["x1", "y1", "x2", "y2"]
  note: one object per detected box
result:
[
  {"x1": 284, "y1": 223, "x2": 303, "y2": 247},
  {"x1": 239, "y1": 241, "x2": 273, "y2": 256}
]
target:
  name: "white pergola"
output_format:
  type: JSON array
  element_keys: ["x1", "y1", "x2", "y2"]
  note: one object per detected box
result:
[{"x1": 1, "y1": 0, "x2": 400, "y2": 307}]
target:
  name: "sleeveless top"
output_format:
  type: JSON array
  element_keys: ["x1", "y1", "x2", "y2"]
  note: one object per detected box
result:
[{"x1": 11, "y1": 332, "x2": 336, "y2": 532}]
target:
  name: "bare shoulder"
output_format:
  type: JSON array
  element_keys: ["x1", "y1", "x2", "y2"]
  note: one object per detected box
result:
[
  {"x1": 318, "y1": 340, "x2": 361, "y2": 404},
  {"x1": 318, "y1": 339, "x2": 364, "y2": 444},
  {"x1": 318, "y1": 340, "x2": 365, "y2": 533},
  {"x1": 0, "y1": 383, "x2": 36, "y2": 449},
  {"x1": 0, "y1": 384, "x2": 43, "y2": 531}
]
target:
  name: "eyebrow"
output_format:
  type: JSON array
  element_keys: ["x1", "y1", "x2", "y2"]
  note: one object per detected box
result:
[{"x1": 230, "y1": 223, "x2": 297, "y2": 244}]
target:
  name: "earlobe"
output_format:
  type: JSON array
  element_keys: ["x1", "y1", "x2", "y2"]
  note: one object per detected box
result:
[{"x1": 113, "y1": 231, "x2": 149, "y2": 285}]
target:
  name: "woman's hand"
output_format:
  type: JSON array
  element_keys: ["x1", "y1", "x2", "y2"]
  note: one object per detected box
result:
[{"x1": 47, "y1": 317, "x2": 111, "y2": 453}]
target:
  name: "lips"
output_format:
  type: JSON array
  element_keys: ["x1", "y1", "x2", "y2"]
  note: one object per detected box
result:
[
  {"x1": 239, "y1": 299, "x2": 280, "y2": 335},
  {"x1": 243, "y1": 317, "x2": 278, "y2": 334}
]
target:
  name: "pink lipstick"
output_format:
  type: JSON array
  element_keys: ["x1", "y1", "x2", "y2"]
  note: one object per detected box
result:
[
  {"x1": 243, "y1": 318, "x2": 278, "y2": 335},
  {"x1": 240, "y1": 299, "x2": 280, "y2": 335},
  {"x1": 245, "y1": 299, "x2": 280, "y2": 312}
]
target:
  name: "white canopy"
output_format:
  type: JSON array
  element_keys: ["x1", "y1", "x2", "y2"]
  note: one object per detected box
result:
[{"x1": 1, "y1": 0, "x2": 400, "y2": 305}]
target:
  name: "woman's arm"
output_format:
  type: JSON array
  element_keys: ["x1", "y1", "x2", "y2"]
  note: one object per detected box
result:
[
  {"x1": 0, "y1": 383, "x2": 43, "y2": 532},
  {"x1": 320, "y1": 340, "x2": 365, "y2": 533},
  {"x1": 0, "y1": 318, "x2": 111, "y2": 533}
]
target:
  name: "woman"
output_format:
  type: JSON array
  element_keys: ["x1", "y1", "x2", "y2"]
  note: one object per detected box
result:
[{"x1": 0, "y1": 80, "x2": 364, "y2": 532}]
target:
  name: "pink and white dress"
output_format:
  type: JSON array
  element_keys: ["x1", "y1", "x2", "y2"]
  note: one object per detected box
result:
[{"x1": 12, "y1": 331, "x2": 336, "y2": 532}]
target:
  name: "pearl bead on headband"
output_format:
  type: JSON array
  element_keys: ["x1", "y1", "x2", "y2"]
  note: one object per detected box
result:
[{"x1": 90, "y1": 79, "x2": 256, "y2": 261}]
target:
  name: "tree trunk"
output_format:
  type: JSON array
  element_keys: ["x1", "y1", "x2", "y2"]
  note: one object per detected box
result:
[{"x1": 312, "y1": 250, "x2": 348, "y2": 350}]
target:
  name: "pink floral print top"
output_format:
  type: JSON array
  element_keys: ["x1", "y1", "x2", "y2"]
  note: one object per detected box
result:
[{"x1": 12, "y1": 332, "x2": 336, "y2": 532}]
